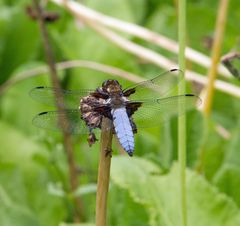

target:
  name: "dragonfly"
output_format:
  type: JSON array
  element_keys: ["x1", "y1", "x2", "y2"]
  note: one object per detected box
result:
[{"x1": 30, "y1": 69, "x2": 201, "y2": 156}]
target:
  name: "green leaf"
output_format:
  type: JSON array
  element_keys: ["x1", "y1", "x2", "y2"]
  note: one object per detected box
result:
[
  {"x1": 0, "y1": 3, "x2": 39, "y2": 83},
  {"x1": 111, "y1": 156, "x2": 240, "y2": 226},
  {"x1": 0, "y1": 121, "x2": 42, "y2": 168},
  {"x1": 0, "y1": 166, "x2": 40, "y2": 226},
  {"x1": 0, "y1": 192, "x2": 40, "y2": 226},
  {"x1": 108, "y1": 184, "x2": 149, "y2": 226},
  {"x1": 156, "y1": 111, "x2": 204, "y2": 170},
  {"x1": 0, "y1": 122, "x2": 66, "y2": 226},
  {"x1": 213, "y1": 127, "x2": 240, "y2": 206},
  {"x1": 214, "y1": 164, "x2": 240, "y2": 207},
  {"x1": 199, "y1": 121, "x2": 226, "y2": 180}
]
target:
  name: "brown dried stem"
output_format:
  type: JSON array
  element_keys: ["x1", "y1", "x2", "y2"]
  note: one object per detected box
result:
[
  {"x1": 69, "y1": 16, "x2": 240, "y2": 99},
  {"x1": 0, "y1": 60, "x2": 143, "y2": 96},
  {"x1": 1, "y1": 60, "x2": 240, "y2": 98},
  {"x1": 96, "y1": 117, "x2": 113, "y2": 226},
  {"x1": 51, "y1": 0, "x2": 231, "y2": 78},
  {"x1": 32, "y1": 0, "x2": 83, "y2": 221},
  {"x1": 203, "y1": 0, "x2": 230, "y2": 117},
  {"x1": 197, "y1": 0, "x2": 230, "y2": 173}
]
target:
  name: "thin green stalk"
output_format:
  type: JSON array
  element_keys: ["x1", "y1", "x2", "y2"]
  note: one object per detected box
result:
[
  {"x1": 178, "y1": 1, "x2": 187, "y2": 226},
  {"x1": 96, "y1": 117, "x2": 113, "y2": 226}
]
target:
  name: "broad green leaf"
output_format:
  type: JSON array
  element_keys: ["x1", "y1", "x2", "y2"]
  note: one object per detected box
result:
[
  {"x1": 156, "y1": 111, "x2": 204, "y2": 170},
  {"x1": 108, "y1": 184, "x2": 149, "y2": 226},
  {"x1": 213, "y1": 127, "x2": 240, "y2": 206},
  {"x1": 0, "y1": 3, "x2": 39, "y2": 84},
  {"x1": 0, "y1": 122, "x2": 67, "y2": 226},
  {"x1": 0, "y1": 166, "x2": 39, "y2": 226},
  {"x1": 221, "y1": 127, "x2": 240, "y2": 167},
  {"x1": 0, "y1": 187, "x2": 40, "y2": 226},
  {"x1": 135, "y1": 128, "x2": 160, "y2": 157},
  {"x1": 0, "y1": 121, "x2": 42, "y2": 168},
  {"x1": 198, "y1": 121, "x2": 226, "y2": 181},
  {"x1": 111, "y1": 156, "x2": 240, "y2": 226},
  {"x1": 214, "y1": 164, "x2": 240, "y2": 207}
]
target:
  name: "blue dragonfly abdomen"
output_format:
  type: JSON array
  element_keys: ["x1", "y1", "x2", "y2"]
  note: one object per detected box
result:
[{"x1": 111, "y1": 108, "x2": 134, "y2": 156}]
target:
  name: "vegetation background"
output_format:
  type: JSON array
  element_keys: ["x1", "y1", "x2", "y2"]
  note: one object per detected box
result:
[{"x1": 0, "y1": 0, "x2": 240, "y2": 226}]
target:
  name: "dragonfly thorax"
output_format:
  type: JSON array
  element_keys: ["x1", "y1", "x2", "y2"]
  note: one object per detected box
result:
[{"x1": 107, "y1": 95, "x2": 128, "y2": 109}]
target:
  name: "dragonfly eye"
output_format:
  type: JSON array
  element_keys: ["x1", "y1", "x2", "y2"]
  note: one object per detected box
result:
[{"x1": 102, "y1": 80, "x2": 122, "y2": 93}]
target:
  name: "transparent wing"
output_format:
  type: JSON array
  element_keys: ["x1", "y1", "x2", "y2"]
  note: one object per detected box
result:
[
  {"x1": 32, "y1": 109, "x2": 114, "y2": 134},
  {"x1": 30, "y1": 86, "x2": 94, "y2": 108},
  {"x1": 131, "y1": 94, "x2": 201, "y2": 128},
  {"x1": 123, "y1": 69, "x2": 183, "y2": 101},
  {"x1": 32, "y1": 110, "x2": 93, "y2": 134}
]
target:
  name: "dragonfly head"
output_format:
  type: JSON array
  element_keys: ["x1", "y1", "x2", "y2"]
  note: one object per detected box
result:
[{"x1": 102, "y1": 80, "x2": 122, "y2": 94}]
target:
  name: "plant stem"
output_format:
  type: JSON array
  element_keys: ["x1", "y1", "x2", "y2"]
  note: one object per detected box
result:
[
  {"x1": 203, "y1": 0, "x2": 230, "y2": 117},
  {"x1": 96, "y1": 117, "x2": 113, "y2": 226},
  {"x1": 32, "y1": 0, "x2": 83, "y2": 221},
  {"x1": 178, "y1": 0, "x2": 187, "y2": 226},
  {"x1": 52, "y1": 0, "x2": 231, "y2": 78},
  {"x1": 196, "y1": 0, "x2": 229, "y2": 173},
  {"x1": 1, "y1": 60, "x2": 240, "y2": 98}
]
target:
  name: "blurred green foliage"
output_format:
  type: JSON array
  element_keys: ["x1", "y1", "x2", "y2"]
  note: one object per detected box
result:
[{"x1": 0, "y1": 0, "x2": 240, "y2": 226}]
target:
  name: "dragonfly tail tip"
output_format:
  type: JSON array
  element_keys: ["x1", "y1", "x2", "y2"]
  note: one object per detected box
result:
[{"x1": 127, "y1": 151, "x2": 133, "y2": 157}]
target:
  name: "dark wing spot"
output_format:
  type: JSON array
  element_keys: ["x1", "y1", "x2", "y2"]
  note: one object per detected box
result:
[
  {"x1": 185, "y1": 94, "x2": 194, "y2": 96},
  {"x1": 38, "y1": 111, "x2": 48, "y2": 115},
  {"x1": 170, "y1": 68, "x2": 178, "y2": 72}
]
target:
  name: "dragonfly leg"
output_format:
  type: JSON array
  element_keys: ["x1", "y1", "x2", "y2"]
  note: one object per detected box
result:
[
  {"x1": 87, "y1": 129, "x2": 98, "y2": 147},
  {"x1": 104, "y1": 148, "x2": 112, "y2": 157},
  {"x1": 130, "y1": 117, "x2": 137, "y2": 134}
]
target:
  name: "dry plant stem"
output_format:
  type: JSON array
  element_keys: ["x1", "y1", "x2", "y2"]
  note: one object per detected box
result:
[
  {"x1": 51, "y1": 0, "x2": 231, "y2": 78},
  {"x1": 197, "y1": 0, "x2": 229, "y2": 173},
  {"x1": 1, "y1": 60, "x2": 240, "y2": 98},
  {"x1": 45, "y1": 3, "x2": 240, "y2": 98},
  {"x1": 96, "y1": 117, "x2": 113, "y2": 226},
  {"x1": 32, "y1": 0, "x2": 83, "y2": 221},
  {"x1": 203, "y1": 0, "x2": 229, "y2": 117},
  {"x1": 73, "y1": 16, "x2": 238, "y2": 97},
  {"x1": 70, "y1": 17, "x2": 240, "y2": 98},
  {"x1": 70, "y1": 21, "x2": 240, "y2": 98},
  {"x1": 0, "y1": 60, "x2": 142, "y2": 95}
]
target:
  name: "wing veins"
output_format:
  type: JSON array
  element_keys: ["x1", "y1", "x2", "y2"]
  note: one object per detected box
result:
[
  {"x1": 30, "y1": 86, "x2": 93, "y2": 108},
  {"x1": 130, "y1": 94, "x2": 201, "y2": 128}
]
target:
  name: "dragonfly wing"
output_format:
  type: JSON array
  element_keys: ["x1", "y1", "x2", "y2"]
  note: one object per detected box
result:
[
  {"x1": 32, "y1": 109, "x2": 93, "y2": 134},
  {"x1": 30, "y1": 86, "x2": 94, "y2": 108},
  {"x1": 129, "y1": 94, "x2": 201, "y2": 128},
  {"x1": 123, "y1": 69, "x2": 183, "y2": 101},
  {"x1": 32, "y1": 109, "x2": 114, "y2": 134}
]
